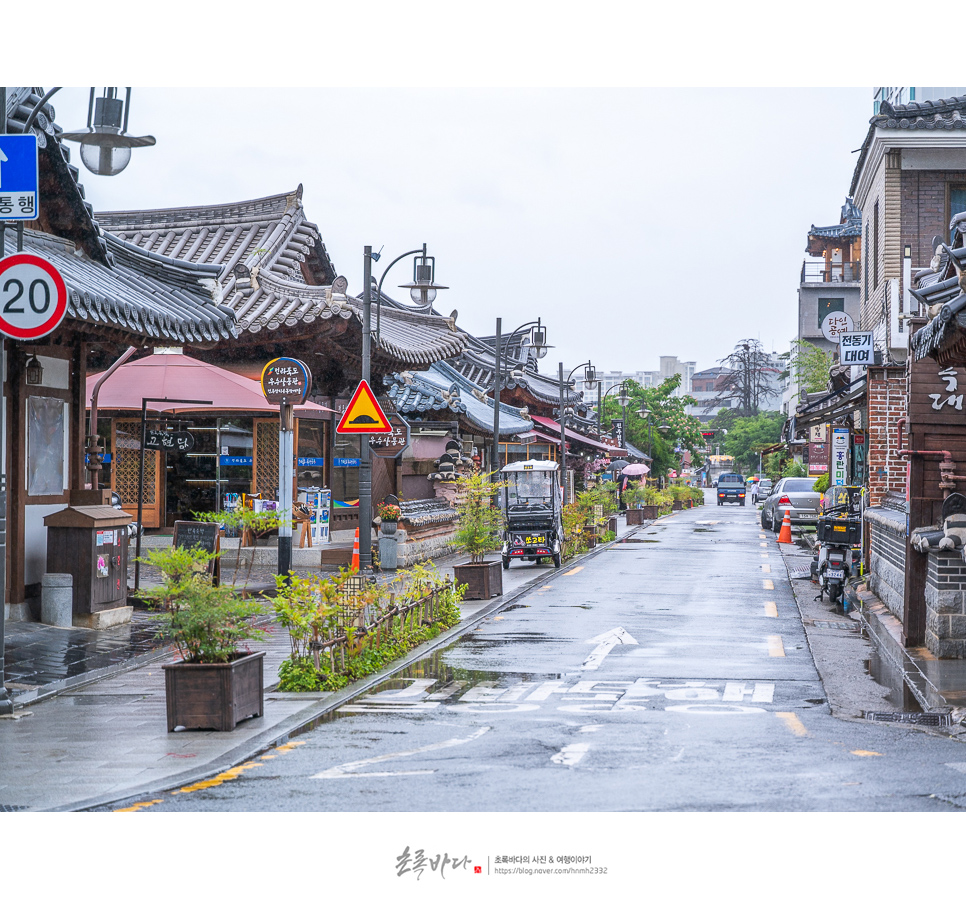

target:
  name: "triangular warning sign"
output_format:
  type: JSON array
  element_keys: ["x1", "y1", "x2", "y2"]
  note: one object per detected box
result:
[{"x1": 336, "y1": 380, "x2": 394, "y2": 434}]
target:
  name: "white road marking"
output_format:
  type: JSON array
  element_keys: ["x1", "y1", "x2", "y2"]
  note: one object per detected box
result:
[
  {"x1": 551, "y1": 743, "x2": 590, "y2": 765},
  {"x1": 722, "y1": 681, "x2": 775, "y2": 703},
  {"x1": 311, "y1": 726, "x2": 491, "y2": 779},
  {"x1": 945, "y1": 763, "x2": 966, "y2": 774},
  {"x1": 579, "y1": 724, "x2": 603, "y2": 733},
  {"x1": 582, "y1": 626, "x2": 639, "y2": 670}
]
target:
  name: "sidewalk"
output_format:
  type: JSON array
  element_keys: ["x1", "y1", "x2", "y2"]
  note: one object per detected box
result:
[
  {"x1": 0, "y1": 514, "x2": 652, "y2": 812},
  {"x1": 779, "y1": 524, "x2": 966, "y2": 724}
]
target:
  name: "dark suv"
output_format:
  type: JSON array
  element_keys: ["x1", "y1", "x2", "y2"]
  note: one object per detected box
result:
[{"x1": 716, "y1": 472, "x2": 747, "y2": 506}]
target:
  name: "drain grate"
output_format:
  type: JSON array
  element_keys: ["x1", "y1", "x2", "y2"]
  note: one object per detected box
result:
[
  {"x1": 500, "y1": 604, "x2": 530, "y2": 612},
  {"x1": 864, "y1": 711, "x2": 954, "y2": 727},
  {"x1": 789, "y1": 565, "x2": 814, "y2": 579},
  {"x1": 806, "y1": 619, "x2": 859, "y2": 630},
  {"x1": 0, "y1": 805, "x2": 28, "y2": 812}
]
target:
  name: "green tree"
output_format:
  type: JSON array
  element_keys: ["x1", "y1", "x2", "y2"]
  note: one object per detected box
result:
[
  {"x1": 600, "y1": 374, "x2": 706, "y2": 479},
  {"x1": 789, "y1": 339, "x2": 834, "y2": 395},
  {"x1": 717, "y1": 410, "x2": 784, "y2": 475}
]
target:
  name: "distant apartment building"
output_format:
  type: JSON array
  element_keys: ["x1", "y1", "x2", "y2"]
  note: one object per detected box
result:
[{"x1": 568, "y1": 357, "x2": 695, "y2": 402}]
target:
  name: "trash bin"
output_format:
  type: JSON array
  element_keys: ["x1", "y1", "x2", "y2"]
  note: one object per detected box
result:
[{"x1": 41, "y1": 573, "x2": 73, "y2": 627}]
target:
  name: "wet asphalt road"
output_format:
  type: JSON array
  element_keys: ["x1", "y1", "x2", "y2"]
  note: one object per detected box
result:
[{"x1": 105, "y1": 497, "x2": 966, "y2": 811}]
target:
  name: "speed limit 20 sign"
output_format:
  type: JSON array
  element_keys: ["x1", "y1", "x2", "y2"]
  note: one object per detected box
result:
[{"x1": 0, "y1": 253, "x2": 68, "y2": 340}]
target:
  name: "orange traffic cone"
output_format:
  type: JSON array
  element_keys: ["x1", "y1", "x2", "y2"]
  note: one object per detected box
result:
[
  {"x1": 351, "y1": 527, "x2": 360, "y2": 571},
  {"x1": 777, "y1": 508, "x2": 793, "y2": 544}
]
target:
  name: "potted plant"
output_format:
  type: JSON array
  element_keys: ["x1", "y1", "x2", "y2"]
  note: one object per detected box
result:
[
  {"x1": 377, "y1": 499, "x2": 401, "y2": 535},
  {"x1": 623, "y1": 483, "x2": 648, "y2": 524},
  {"x1": 450, "y1": 471, "x2": 504, "y2": 599},
  {"x1": 138, "y1": 545, "x2": 268, "y2": 732}
]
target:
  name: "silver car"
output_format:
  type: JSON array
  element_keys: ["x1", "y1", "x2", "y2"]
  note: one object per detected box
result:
[{"x1": 760, "y1": 477, "x2": 821, "y2": 532}]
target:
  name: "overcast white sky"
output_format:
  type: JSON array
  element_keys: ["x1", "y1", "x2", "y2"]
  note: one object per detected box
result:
[{"x1": 49, "y1": 86, "x2": 871, "y2": 376}]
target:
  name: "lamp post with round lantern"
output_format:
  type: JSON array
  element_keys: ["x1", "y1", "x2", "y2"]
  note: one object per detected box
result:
[
  {"x1": 359, "y1": 244, "x2": 446, "y2": 571},
  {"x1": 491, "y1": 318, "x2": 549, "y2": 472},
  {"x1": 557, "y1": 361, "x2": 597, "y2": 505}
]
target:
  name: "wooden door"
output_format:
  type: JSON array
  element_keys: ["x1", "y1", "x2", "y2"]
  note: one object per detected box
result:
[
  {"x1": 253, "y1": 419, "x2": 280, "y2": 498},
  {"x1": 111, "y1": 419, "x2": 163, "y2": 529}
]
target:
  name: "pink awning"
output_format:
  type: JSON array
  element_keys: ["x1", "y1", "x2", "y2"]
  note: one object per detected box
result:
[
  {"x1": 87, "y1": 353, "x2": 336, "y2": 415},
  {"x1": 529, "y1": 415, "x2": 619, "y2": 453}
]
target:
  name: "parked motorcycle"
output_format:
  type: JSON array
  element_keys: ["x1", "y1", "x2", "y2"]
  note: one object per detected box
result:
[{"x1": 812, "y1": 486, "x2": 862, "y2": 605}]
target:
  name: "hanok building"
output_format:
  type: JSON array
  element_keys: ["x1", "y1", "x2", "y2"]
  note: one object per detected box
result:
[
  {"x1": 2, "y1": 88, "x2": 237, "y2": 620},
  {"x1": 93, "y1": 188, "x2": 468, "y2": 531},
  {"x1": 816, "y1": 93, "x2": 966, "y2": 658},
  {"x1": 450, "y1": 330, "x2": 620, "y2": 465}
]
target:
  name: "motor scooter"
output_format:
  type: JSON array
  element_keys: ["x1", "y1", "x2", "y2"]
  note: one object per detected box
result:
[{"x1": 812, "y1": 486, "x2": 862, "y2": 605}]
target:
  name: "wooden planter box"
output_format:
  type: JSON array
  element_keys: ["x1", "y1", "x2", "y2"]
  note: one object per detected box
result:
[
  {"x1": 163, "y1": 650, "x2": 265, "y2": 732},
  {"x1": 626, "y1": 508, "x2": 644, "y2": 525},
  {"x1": 642, "y1": 505, "x2": 659, "y2": 519},
  {"x1": 672, "y1": 500, "x2": 684, "y2": 510},
  {"x1": 584, "y1": 530, "x2": 598, "y2": 548},
  {"x1": 454, "y1": 560, "x2": 503, "y2": 600}
]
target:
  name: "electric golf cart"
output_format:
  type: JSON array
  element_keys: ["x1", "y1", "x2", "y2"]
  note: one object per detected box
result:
[{"x1": 499, "y1": 460, "x2": 564, "y2": 569}]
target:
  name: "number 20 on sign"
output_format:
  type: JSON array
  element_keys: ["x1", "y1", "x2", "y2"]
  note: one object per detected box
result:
[{"x1": 0, "y1": 253, "x2": 68, "y2": 340}]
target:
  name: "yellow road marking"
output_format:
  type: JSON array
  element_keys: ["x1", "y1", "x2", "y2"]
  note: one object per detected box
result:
[
  {"x1": 768, "y1": 635, "x2": 785, "y2": 657},
  {"x1": 172, "y1": 740, "x2": 306, "y2": 797},
  {"x1": 761, "y1": 564, "x2": 771, "y2": 573},
  {"x1": 114, "y1": 799, "x2": 163, "y2": 813},
  {"x1": 851, "y1": 750, "x2": 883, "y2": 757},
  {"x1": 763, "y1": 579, "x2": 774, "y2": 590},
  {"x1": 764, "y1": 602, "x2": 778, "y2": 618},
  {"x1": 563, "y1": 566, "x2": 584, "y2": 577},
  {"x1": 776, "y1": 712, "x2": 808, "y2": 736}
]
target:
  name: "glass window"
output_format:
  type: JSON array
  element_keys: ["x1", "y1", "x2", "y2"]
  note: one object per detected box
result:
[
  {"x1": 818, "y1": 298, "x2": 845, "y2": 328},
  {"x1": 950, "y1": 186, "x2": 966, "y2": 240}
]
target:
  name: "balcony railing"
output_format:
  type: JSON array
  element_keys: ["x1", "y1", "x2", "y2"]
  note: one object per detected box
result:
[{"x1": 801, "y1": 261, "x2": 861, "y2": 283}]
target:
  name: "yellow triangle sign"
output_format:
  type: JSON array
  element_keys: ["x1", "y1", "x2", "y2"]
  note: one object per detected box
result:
[{"x1": 336, "y1": 380, "x2": 394, "y2": 434}]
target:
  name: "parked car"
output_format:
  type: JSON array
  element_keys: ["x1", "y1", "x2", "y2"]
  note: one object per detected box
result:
[
  {"x1": 760, "y1": 477, "x2": 821, "y2": 531},
  {"x1": 716, "y1": 472, "x2": 747, "y2": 506},
  {"x1": 753, "y1": 478, "x2": 773, "y2": 504}
]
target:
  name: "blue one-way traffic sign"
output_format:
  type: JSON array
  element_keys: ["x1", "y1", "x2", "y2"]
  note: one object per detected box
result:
[{"x1": 0, "y1": 134, "x2": 39, "y2": 220}]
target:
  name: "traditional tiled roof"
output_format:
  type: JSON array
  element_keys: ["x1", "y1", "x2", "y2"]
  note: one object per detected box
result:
[
  {"x1": 385, "y1": 361, "x2": 533, "y2": 436},
  {"x1": 449, "y1": 333, "x2": 582, "y2": 409},
  {"x1": 4, "y1": 87, "x2": 110, "y2": 263},
  {"x1": 97, "y1": 190, "x2": 468, "y2": 368},
  {"x1": 2, "y1": 227, "x2": 236, "y2": 345},
  {"x1": 851, "y1": 96, "x2": 966, "y2": 196},
  {"x1": 910, "y1": 235, "x2": 966, "y2": 363}
]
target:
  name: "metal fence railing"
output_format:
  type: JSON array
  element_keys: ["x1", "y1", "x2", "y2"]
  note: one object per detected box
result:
[{"x1": 801, "y1": 261, "x2": 861, "y2": 283}]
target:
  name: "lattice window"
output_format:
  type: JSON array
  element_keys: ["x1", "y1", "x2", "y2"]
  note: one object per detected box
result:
[
  {"x1": 113, "y1": 420, "x2": 156, "y2": 504},
  {"x1": 254, "y1": 420, "x2": 279, "y2": 496}
]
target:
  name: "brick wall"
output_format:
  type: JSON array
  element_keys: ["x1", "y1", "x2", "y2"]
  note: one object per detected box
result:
[
  {"x1": 867, "y1": 508, "x2": 906, "y2": 620},
  {"x1": 866, "y1": 367, "x2": 908, "y2": 507},
  {"x1": 924, "y1": 551, "x2": 966, "y2": 658},
  {"x1": 900, "y1": 170, "x2": 966, "y2": 266}
]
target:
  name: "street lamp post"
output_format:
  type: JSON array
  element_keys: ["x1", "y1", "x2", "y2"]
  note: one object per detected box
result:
[
  {"x1": 359, "y1": 244, "x2": 445, "y2": 571},
  {"x1": 557, "y1": 361, "x2": 596, "y2": 505},
  {"x1": 491, "y1": 317, "x2": 548, "y2": 473}
]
